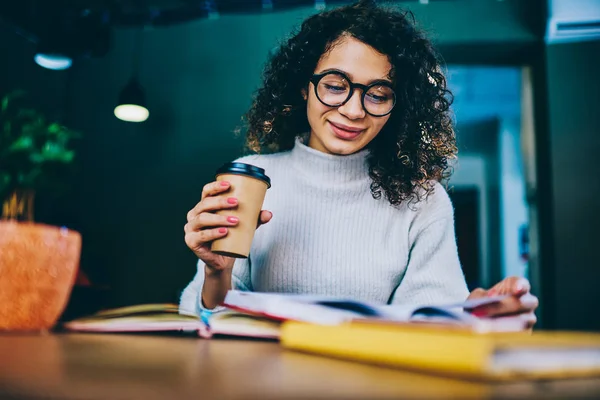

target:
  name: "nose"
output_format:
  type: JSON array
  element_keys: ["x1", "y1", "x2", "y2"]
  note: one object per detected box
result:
[{"x1": 337, "y1": 88, "x2": 366, "y2": 120}]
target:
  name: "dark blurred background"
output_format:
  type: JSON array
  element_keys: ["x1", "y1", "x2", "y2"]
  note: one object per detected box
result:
[{"x1": 1, "y1": 0, "x2": 599, "y2": 331}]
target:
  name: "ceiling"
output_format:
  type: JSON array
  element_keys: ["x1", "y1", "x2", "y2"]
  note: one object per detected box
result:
[{"x1": 0, "y1": 0, "x2": 460, "y2": 37}]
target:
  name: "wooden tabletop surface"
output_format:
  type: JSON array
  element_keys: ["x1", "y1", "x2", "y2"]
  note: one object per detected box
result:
[{"x1": 1, "y1": 333, "x2": 600, "y2": 400}]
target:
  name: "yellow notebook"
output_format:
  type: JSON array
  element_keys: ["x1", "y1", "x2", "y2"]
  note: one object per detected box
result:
[{"x1": 280, "y1": 321, "x2": 600, "y2": 381}]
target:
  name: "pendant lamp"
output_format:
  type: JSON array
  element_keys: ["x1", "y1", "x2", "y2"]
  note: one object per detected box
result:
[{"x1": 114, "y1": 30, "x2": 149, "y2": 122}]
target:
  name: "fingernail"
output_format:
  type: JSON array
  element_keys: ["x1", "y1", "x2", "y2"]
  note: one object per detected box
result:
[
  {"x1": 515, "y1": 278, "x2": 528, "y2": 293},
  {"x1": 515, "y1": 284, "x2": 523, "y2": 293},
  {"x1": 227, "y1": 216, "x2": 239, "y2": 223},
  {"x1": 218, "y1": 228, "x2": 228, "y2": 234},
  {"x1": 227, "y1": 197, "x2": 238, "y2": 205},
  {"x1": 471, "y1": 309, "x2": 487, "y2": 317},
  {"x1": 520, "y1": 294, "x2": 538, "y2": 308},
  {"x1": 220, "y1": 181, "x2": 230, "y2": 187}
]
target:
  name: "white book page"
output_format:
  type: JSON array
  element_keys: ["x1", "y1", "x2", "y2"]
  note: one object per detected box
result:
[{"x1": 222, "y1": 290, "x2": 519, "y2": 330}]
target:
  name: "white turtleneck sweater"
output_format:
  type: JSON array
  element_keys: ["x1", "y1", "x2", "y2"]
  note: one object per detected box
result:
[{"x1": 180, "y1": 138, "x2": 469, "y2": 315}]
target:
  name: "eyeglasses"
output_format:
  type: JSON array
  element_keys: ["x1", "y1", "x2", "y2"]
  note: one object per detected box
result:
[{"x1": 309, "y1": 71, "x2": 396, "y2": 117}]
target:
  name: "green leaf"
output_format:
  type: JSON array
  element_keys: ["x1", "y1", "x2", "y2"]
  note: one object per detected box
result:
[
  {"x1": 9, "y1": 136, "x2": 34, "y2": 152},
  {"x1": 38, "y1": 141, "x2": 74, "y2": 163},
  {"x1": 61, "y1": 150, "x2": 74, "y2": 163},
  {"x1": 29, "y1": 152, "x2": 45, "y2": 163},
  {"x1": 0, "y1": 89, "x2": 79, "y2": 195},
  {"x1": 47, "y1": 123, "x2": 61, "y2": 134},
  {"x1": 1, "y1": 90, "x2": 26, "y2": 114},
  {"x1": 1, "y1": 96, "x2": 8, "y2": 114}
]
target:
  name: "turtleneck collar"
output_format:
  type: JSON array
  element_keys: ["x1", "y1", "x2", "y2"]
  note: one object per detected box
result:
[{"x1": 289, "y1": 136, "x2": 370, "y2": 184}]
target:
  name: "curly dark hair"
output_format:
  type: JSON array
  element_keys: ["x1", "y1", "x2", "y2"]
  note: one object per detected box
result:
[{"x1": 244, "y1": 0, "x2": 457, "y2": 206}]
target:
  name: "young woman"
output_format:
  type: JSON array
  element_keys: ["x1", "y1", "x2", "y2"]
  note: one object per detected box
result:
[{"x1": 181, "y1": 1, "x2": 538, "y2": 328}]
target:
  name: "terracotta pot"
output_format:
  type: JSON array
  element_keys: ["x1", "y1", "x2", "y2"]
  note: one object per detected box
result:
[{"x1": 0, "y1": 221, "x2": 81, "y2": 331}]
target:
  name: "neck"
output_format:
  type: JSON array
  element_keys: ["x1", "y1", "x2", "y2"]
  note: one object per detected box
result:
[{"x1": 290, "y1": 136, "x2": 370, "y2": 184}]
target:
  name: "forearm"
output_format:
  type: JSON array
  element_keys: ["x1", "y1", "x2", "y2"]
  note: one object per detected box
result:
[{"x1": 200, "y1": 266, "x2": 232, "y2": 309}]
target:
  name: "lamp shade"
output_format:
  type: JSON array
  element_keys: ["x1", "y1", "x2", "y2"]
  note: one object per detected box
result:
[
  {"x1": 34, "y1": 53, "x2": 73, "y2": 70},
  {"x1": 114, "y1": 77, "x2": 149, "y2": 122},
  {"x1": 34, "y1": 38, "x2": 73, "y2": 70}
]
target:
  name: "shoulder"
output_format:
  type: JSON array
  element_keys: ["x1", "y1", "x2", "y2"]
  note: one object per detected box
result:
[
  {"x1": 408, "y1": 181, "x2": 455, "y2": 225},
  {"x1": 420, "y1": 181, "x2": 454, "y2": 212}
]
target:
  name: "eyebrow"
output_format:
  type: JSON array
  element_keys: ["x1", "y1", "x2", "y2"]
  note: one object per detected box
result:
[{"x1": 316, "y1": 68, "x2": 393, "y2": 85}]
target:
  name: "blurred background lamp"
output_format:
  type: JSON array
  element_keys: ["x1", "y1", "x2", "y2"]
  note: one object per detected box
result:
[
  {"x1": 34, "y1": 36, "x2": 74, "y2": 70},
  {"x1": 30, "y1": 8, "x2": 111, "y2": 71},
  {"x1": 33, "y1": 53, "x2": 73, "y2": 70},
  {"x1": 114, "y1": 77, "x2": 149, "y2": 122}
]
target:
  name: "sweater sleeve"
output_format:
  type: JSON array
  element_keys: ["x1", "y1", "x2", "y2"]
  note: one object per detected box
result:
[
  {"x1": 179, "y1": 258, "x2": 252, "y2": 316},
  {"x1": 389, "y1": 185, "x2": 470, "y2": 306}
]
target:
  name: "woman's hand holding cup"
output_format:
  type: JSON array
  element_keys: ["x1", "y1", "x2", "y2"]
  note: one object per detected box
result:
[{"x1": 184, "y1": 179, "x2": 272, "y2": 272}]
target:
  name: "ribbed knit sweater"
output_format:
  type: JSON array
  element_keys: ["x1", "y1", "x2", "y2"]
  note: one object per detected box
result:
[{"x1": 180, "y1": 138, "x2": 469, "y2": 315}]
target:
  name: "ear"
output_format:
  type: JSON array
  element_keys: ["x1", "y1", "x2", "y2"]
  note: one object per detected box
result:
[{"x1": 301, "y1": 88, "x2": 308, "y2": 101}]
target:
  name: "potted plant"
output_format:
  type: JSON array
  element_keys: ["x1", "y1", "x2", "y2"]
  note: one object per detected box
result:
[{"x1": 0, "y1": 90, "x2": 82, "y2": 331}]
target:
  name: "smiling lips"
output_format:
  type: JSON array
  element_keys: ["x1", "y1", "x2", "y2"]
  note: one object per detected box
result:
[{"x1": 328, "y1": 121, "x2": 365, "y2": 140}]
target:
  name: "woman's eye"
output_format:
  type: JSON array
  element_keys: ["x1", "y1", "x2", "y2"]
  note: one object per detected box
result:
[
  {"x1": 366, "y1": 93, "x2": 388, "y2": 103},
  {"x1": 324, "y1": 84, "x2": 346, "y2": 92}
]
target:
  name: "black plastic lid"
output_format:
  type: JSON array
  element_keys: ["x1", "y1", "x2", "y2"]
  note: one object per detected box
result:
[{"x1": 215, "y1": 162, "x2": 271, "y2": 188}]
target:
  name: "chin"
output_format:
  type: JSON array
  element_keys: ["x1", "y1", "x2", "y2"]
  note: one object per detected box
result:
[{"x1": 324, "y1": 138, "x2": 367, "y2": 155}]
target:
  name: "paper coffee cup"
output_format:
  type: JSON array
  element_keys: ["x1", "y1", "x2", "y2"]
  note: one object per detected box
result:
[{"x1": 210, "y1": 162, "x2": 271, "y2": 258}]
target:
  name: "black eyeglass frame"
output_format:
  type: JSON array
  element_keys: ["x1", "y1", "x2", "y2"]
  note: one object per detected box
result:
[{"x1": 309, "y1": 71, "x2": 396, "y2": 117}]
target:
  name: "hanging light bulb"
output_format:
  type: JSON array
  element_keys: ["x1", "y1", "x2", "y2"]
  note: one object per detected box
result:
[
  {"x1": 114, "y1": 77, "x2": 149, "y2": 122},
  {"x1": 34, "y1": 10, "x2": 111, "y2": 71},
  {"x1": 114, "y1": 29, "x2": 149, "y2": 123},
  {"x1": 34, "y1": 32, "x2": 74, "y2": 70},
  {"x1": 34, "y1": 53, "x2": 73, "y2": 70}
]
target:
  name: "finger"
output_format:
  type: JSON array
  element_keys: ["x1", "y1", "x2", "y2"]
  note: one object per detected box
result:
[
  {"x1": 519, "y1": 293, "x2": 539, "y2": 313},
  {"x1": 470, "y1": 296, "x2": 523, "y2": 318},
  {"x1": 187, "y1": 196, "x2": 238, "y2": 221},
  {"x1": 185, "y1": 227, "x2": 229, "y2": 249},
  {"x1": 257, "y1": 210, "x2": 273, "y2": 228},
  {"x1": 185, "y1": 213, "x2": 239, "y2": 232},
  {"x1": 512, "y1": 277, "x2": 531, "y2": 296},
  {"x1": 522, "y1": 312, "x2": 537, "y2": 330},
  {"x1": 471, "y1": 292, "x2": 539, "y2": 318},
  {"x1": 487, "y1": 276, "x2": 530, "y2": 297},
  {"x1": 489, "y1": 277, "x2": 516, "y2": 296},
  {"x1": 201, "y1": 180, "x2": 231, "y2": 200},
  {"x1": 467, "y1": 288, "x2": 488, "y2": 300}
]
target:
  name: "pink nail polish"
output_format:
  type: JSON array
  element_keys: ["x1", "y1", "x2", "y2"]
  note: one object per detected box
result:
[
  {"x1": 227, "y1": 216, "x2": 239, "y2": 223},
  {"x1": 218, "y1": 228, "x2": 227, "y2": 234},
  {"x1": 227, "y1": 197, "x2": 238, "y2": 205},
  {"x1": 515, "y1": 285, "x2": 524, "y2": 294},
  {"x1": 220, "y1": 181, "x2": 230, "y2": 187},
  {"x1": 515, "y1": 278, "x2": 529, "y2": 293}
]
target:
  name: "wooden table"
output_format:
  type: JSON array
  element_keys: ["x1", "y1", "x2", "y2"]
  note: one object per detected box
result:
[{"x1": 1, "y1": 333, "x2": 600, "y2": 400}]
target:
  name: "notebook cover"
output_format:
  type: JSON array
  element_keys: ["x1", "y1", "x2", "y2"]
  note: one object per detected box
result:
[{"x1": 280, "y1": 321, "x2": 600, "y2": 381}]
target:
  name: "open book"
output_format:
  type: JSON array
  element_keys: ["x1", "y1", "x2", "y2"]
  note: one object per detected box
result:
[
  {"x1": 63, "y1": 290, "x2": 525, "y2": 338},
  {"x1": 62, "y1": 303, "x2": 281, "y2": 339},
  {"x1": 221, "y1": 291, "x2": 526, "y2": 333}
]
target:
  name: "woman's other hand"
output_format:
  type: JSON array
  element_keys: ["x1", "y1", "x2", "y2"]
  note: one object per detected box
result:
[{"x1": 467, "y1": 276, "x2": 539, "y2": 330}]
